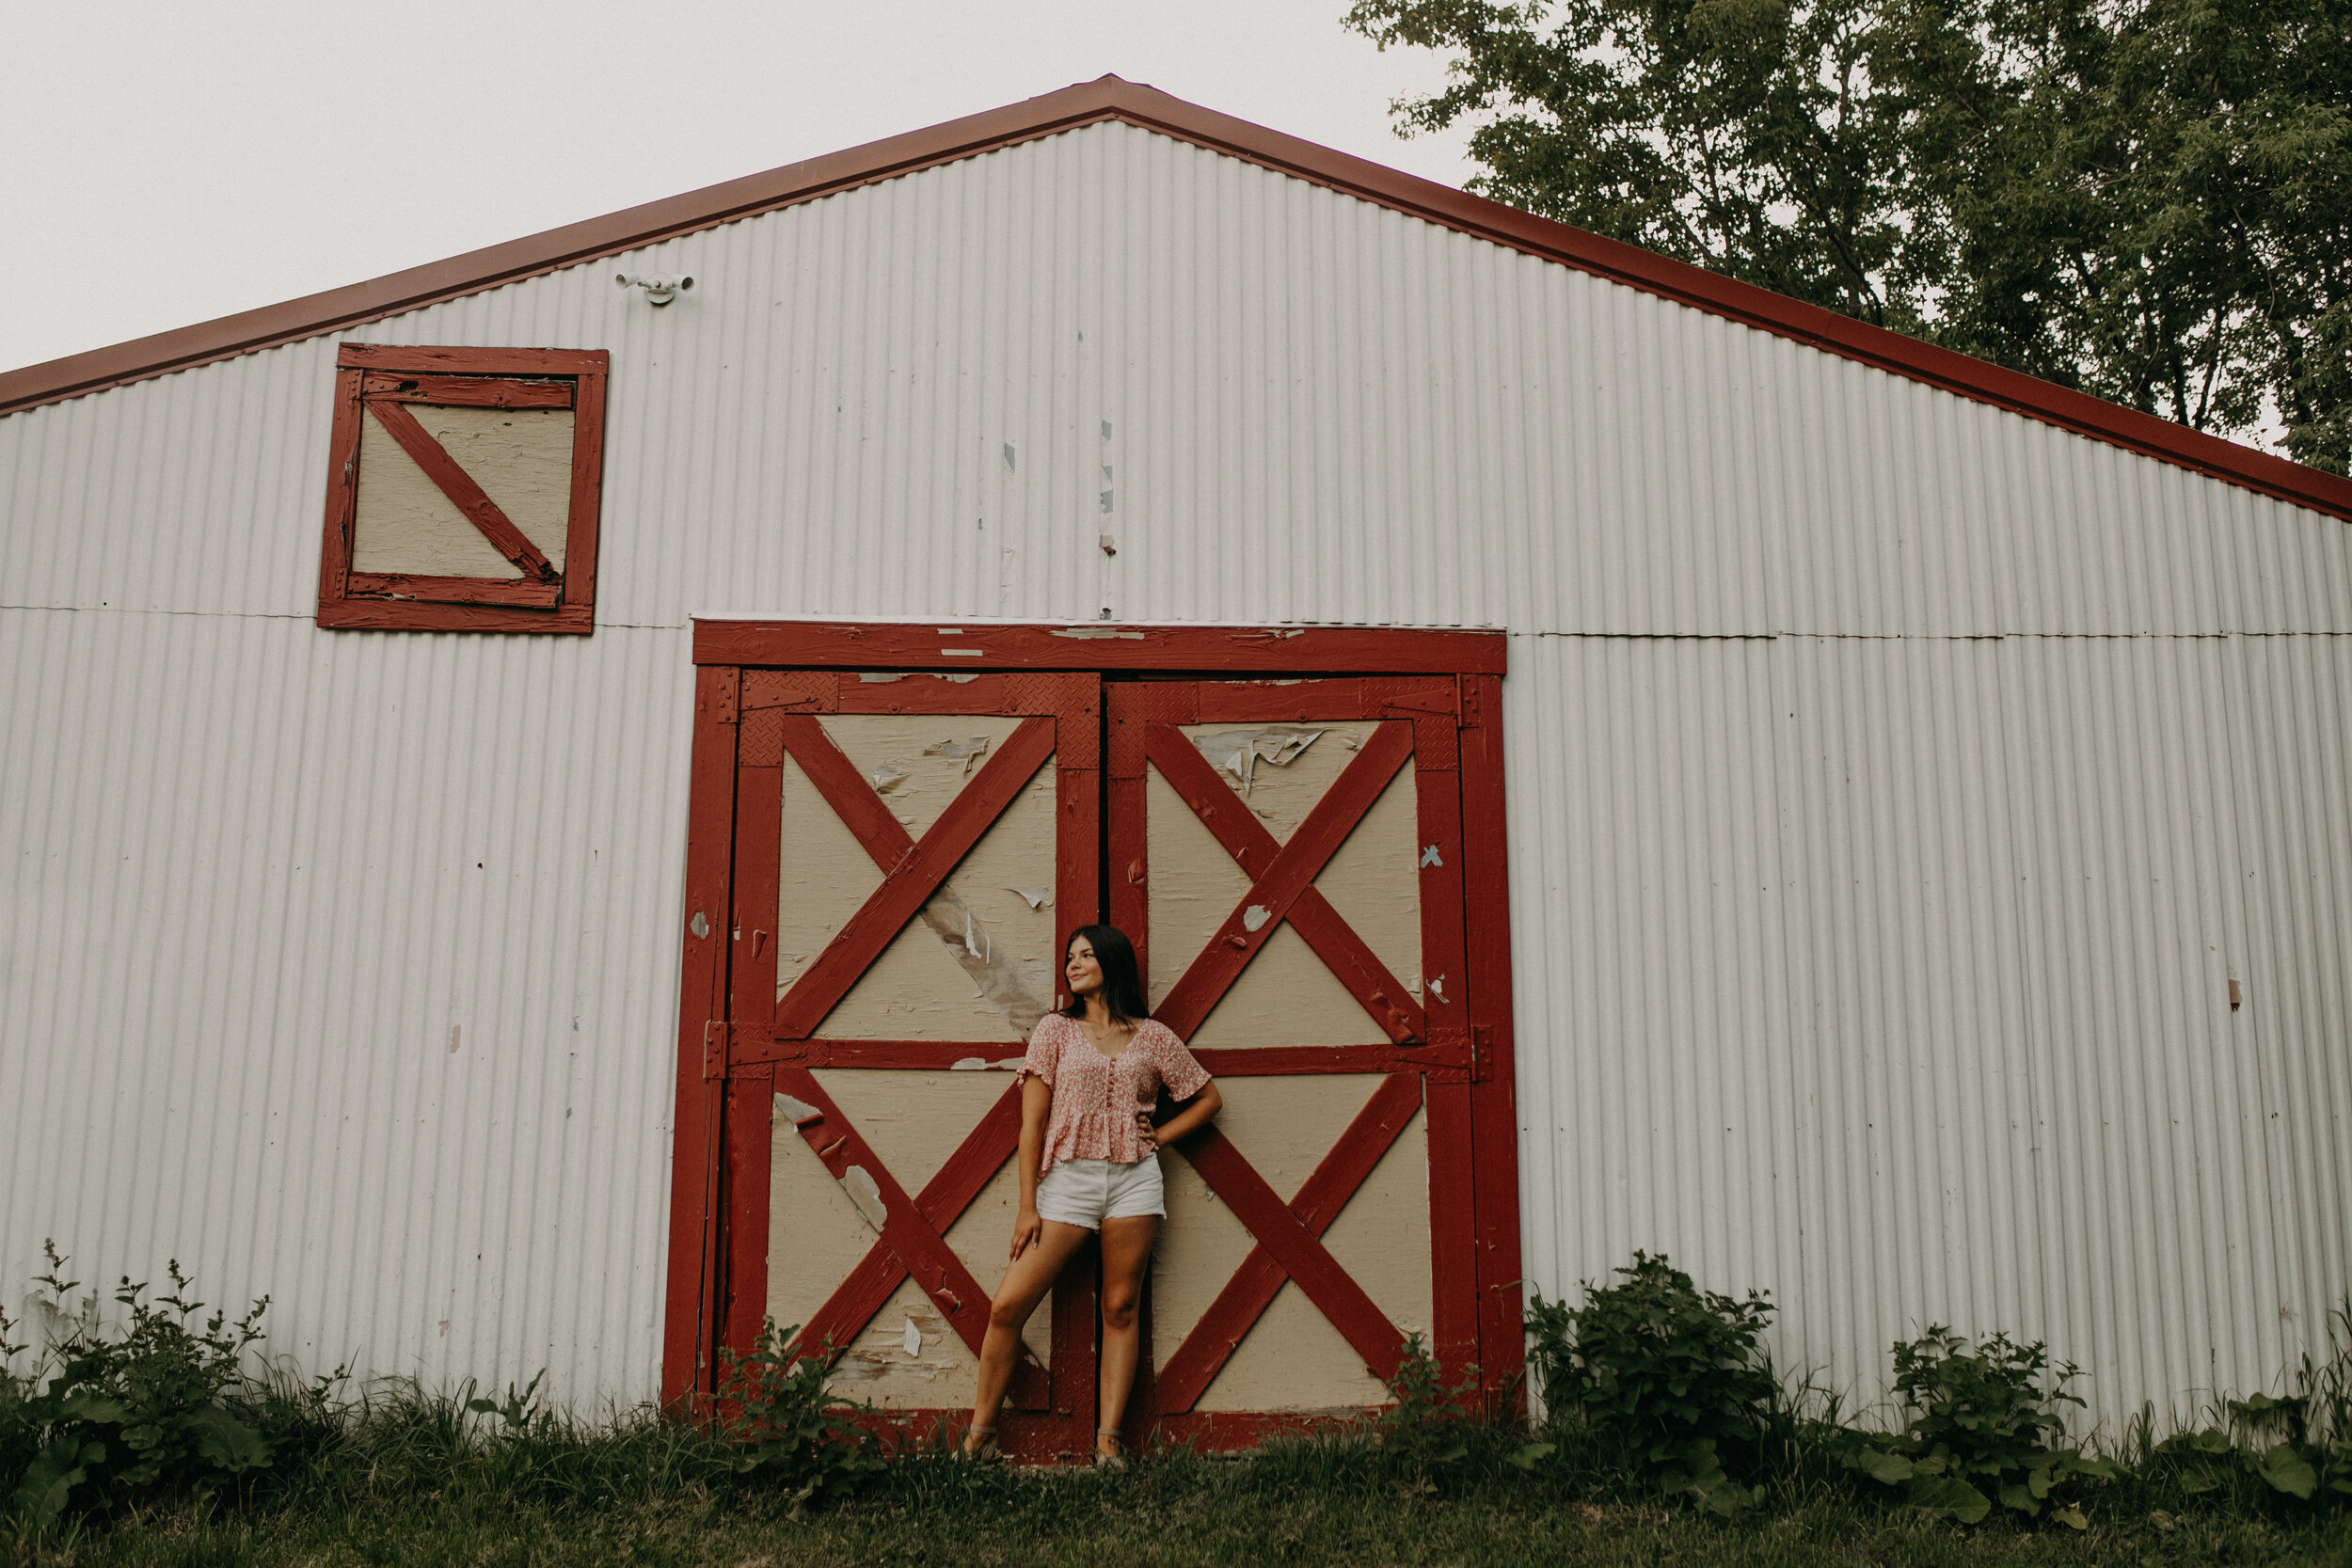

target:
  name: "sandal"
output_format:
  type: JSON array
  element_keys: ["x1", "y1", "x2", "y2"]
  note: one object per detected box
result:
[
  {"x1": 1093, "y1": 1429, "x2": 1129, "y2": 1472},
  {"x1": 961, "y1": 1425, "x2": 1001, "y2": 1463}
]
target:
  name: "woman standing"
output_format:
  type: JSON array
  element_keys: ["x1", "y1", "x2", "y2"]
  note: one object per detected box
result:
[{"x1": 963, "y1": 924, "x2": 1222, "y2": 1467}]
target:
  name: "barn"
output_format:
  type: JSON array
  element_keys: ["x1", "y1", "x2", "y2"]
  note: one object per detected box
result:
[{"x1": 4, "y1": 76, "x2": 2349, "y2": 1458}]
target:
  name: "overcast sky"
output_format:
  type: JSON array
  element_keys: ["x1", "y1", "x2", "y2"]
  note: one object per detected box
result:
[{"x1": 0, "y1": 1, "x2": 1478, "y2": 374}]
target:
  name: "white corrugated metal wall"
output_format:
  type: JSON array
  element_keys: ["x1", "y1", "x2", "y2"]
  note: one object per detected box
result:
[{"x1": 4, "y1": 119, "x2": 2347, "y2": 1424}]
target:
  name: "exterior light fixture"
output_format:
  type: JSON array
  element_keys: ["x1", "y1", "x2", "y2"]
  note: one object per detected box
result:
[{"x1": 615, "y1": 273, "x2": 694, "y2": 306}]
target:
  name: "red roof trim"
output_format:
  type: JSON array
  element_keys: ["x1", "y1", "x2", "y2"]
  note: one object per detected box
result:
[{"x1": 4, "y1": 75, "x2": 2345, "y2": 522}]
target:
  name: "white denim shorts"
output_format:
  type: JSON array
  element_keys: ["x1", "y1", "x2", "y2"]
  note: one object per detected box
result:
[{"x1": 1034, "y1": 1154, "x2": 1166, "y2": 1229}]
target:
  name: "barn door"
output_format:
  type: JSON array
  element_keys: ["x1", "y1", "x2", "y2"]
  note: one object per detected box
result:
[
  {"x1": 700, "y1": 669, "x2": 1102, "y2": 1459},
  {"x1": 668, "y1": 626, "x2": 1521, "y2": 1460},
  {"x1": 1106, "y1": 677, "x2": 1484, "y2": 1447}
]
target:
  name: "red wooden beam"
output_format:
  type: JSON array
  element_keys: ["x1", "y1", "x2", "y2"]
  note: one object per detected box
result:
[
  {"x1": 342, "y1": 571, "x2": 562, "y2": 609},
  {"x1": 362, "y1": 399, "x2": 558, "y2": 582},
  {"x1": 776, "y1": 713, "x2": 917, "y2": 866},
  {"x1": 561, "y1": 359, "x2": 607, "y2": 624},
  {"x1": 1154, "y1": 1073, "x2": 1423, "y2": 1412},
  {"x1": 358, "y1": 371, "x2": 574, "y2": 408},
  {"x1": 1176, "y1": 1127, "x2": 1409, "y2": 1386},
  {"x1": 1147, "y1": 721, "x2": 1422, "y2": 1042},
  {"x1": 785, "y1": 1082, "x2": 1049, "y2": 1409},
  {"x1": 315, "y1": 364, "x2": 365, "y2": 617},
  {"x1": 772, "y1": 1067, "x2": 1049, "y2": 1403},
  {"x1": 771, "y1": 717, "x2": 1055, "y2": 1037},
  {"x1": 1460, "y1": 673, "x2": 1528, "y2": 1412},
  {"x1": 338, "y1": 343, "x2": 609, "y2": 375},
  {"x1": 660, "y1": 667, "x2": 740, "y2": 1410},
  {"x1": 694, "y1": 620, "x2": 1508, "y2": 674}
]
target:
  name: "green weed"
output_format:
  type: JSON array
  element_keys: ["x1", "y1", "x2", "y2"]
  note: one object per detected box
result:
[
  {"x1": 2, "y1": 1245, "x2": 287, "y2": 1538},
  {"x1": 1836, "y1": 1326, "x2": 2119, "y2": 1528},
  {"x1": 1524, "y1": 1251, "x2": 1779, "y2": 1514}
]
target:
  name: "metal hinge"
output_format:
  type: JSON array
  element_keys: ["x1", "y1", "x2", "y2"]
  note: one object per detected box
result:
[
  {"x1": 710, "y1": 676, "x2": 739, "y2": 727},
  {"x1": 1470, "y1": 1023, "x2": 1495, "y2": 1083},
  {"x1": 702, "y1": 1021, "x2": 732, "y2": 1080}
]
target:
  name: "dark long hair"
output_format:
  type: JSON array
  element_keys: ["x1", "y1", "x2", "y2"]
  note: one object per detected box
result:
[{"x1": 1060, "y1": 924, "x2": 1150, "y2": 1025}]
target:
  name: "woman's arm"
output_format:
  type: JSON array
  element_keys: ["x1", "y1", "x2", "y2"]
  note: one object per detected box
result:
[
  {"x1": 1011, "y1": 1072, "x2": 1051, "y2": 1259},
  {"x1": 1150, "y1": 1081, "x2": 1222, "y2": 1148}
]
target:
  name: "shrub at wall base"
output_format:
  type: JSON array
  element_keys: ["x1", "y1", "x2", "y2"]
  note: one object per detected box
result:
[
  {"x1": 713, "y1": 1322, "x2": 884, "y2": 1511},
  {"x1": 1838, "y1": 1326, "x2": 2119, "y2": 1528},
  {"x1": 1, "y1": 1246, "x2": 279, "y2": 1537},
  {"x1": 1522, "y1": 1252, "x2": 1777, "y2": 1515}
]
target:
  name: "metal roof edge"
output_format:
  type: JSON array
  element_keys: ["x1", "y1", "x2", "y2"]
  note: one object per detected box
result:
[{"x1": 6, "y1": 74, "x2": 2346, "y2": 524}]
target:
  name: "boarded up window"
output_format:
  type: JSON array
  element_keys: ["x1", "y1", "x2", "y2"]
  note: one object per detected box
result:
[{"x1": 316, "y1": 343, "x2": 608, "y2": 633}]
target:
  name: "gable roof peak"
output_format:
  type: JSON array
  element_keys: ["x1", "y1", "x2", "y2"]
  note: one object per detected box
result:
[{"x1": 2, "y1": 75, "x2": 2344, "y2": 522}]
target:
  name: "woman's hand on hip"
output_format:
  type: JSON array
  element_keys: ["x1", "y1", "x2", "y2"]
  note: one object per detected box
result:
[{"x1": 1010, "y1": 1206, "x2": 1042, "y2": 1260}]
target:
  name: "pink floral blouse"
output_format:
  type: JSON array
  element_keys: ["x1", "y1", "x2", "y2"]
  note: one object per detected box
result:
[{"x1": 1014, "y1": 1013, "x2": 1212, "y2": 1175}]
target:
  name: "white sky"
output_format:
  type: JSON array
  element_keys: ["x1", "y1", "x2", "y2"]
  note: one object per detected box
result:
[{"x1": 0, "y1": 1, "x2": 1477, "y2": 374}]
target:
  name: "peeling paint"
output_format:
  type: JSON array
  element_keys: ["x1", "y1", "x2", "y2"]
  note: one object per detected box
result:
[
  {"x1": 1241, "y1": 904, "x2": 1272, "y2": 933},
  {"x1": 1427, "y1": 974, "x2": 1447, "y2": 1003},
  {"x1": 923, "y1": 736, "x2": 992, "y2": 773},
  {"x1": 689, "y1": 911, "x2": 710, "y2": 940},
  {"x1": 918, "y1": 880, "x2": 1053, "y2": 1035},
  {"x1": 841, "y1": 1165, "x2": 889, "y2": 1232},
  {"x1": 902, "y1": 1317, "x2": 923, "y2": 1357},
  {"x1": 1050, "y1": 626, "x2": 1145, "y2": 640},
  {"x1": 857, "y1": 673, "x2": 905, "y2": 684},
  {"x1": 949, "y1": 1057, "x2": 990, "y2": 1070},
  {"x1": 773, "y1": 1093, "x2": 822, "y2": 1125},
  {"x1": 1420, "y1": 844, "x2": 1442, "y2": 868},
  {"x1": 871, "y1": 765, "x2": 911, "y2": 794},
  {"x1": 1009, "y1": 886, "x2": 1049, "y2": 910},
  {"x1": 1192, "y1": 725, "x2": 1324, "y2": 797},
  {"x1": 800, "y1": 746, "x2": 1056, "y2": 1041}
]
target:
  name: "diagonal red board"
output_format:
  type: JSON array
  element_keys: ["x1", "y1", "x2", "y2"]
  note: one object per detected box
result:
[
  {"x1": 777, "y1": 714, "x2": 916, "y2": 868},
  {"x1": 1155, "y1": 1072, "x2": 1423, "y2": 1412},
  {"x1": 1175, "y1": 1127, "x2": 1408, "y2": 1386},
  {"x1": 772, "y1": 1067, "x2": 1048, "y2": 1404},
  {"x1": 772, "y1": 716, "x2": 1055, "y2": 1038},
  {"x1": 1147, "y1": 721, "x2": 1422, "y2": 1042},
  {"x1": 363, "y1": 398, "x2": 558, "y2": 582}
]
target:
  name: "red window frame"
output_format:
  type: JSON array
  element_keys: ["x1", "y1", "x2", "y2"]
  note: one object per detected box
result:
[{"x1": 316, "y1": 343, "x2": 608, "y2": 633}]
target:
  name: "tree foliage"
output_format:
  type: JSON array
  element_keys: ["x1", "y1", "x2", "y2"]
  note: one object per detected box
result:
[{"x1": 1343, "y1": 0, "x2": 2352, "y2": 472}]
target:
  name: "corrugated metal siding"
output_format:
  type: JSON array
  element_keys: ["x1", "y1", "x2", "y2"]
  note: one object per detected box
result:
[
  {"x1": 0, "y1": 609, "x2": 692, "y2": 1401},
  {"x1": 5, "y1": 119, "x2": 2349, "y2": 1419}
]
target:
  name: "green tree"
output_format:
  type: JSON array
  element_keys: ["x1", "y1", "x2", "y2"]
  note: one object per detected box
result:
[{"x1": 1345, "y1": 0, "x2": 2352, "y2": 473}]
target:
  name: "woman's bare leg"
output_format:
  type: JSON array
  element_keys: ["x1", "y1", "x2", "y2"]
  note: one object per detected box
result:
[
  {"x1": 968, "y1": 1220, "x2": 1092, "y2": 1444},
  {"x1": 1094, "y1": 1214, "x2": 1160, "y2": 1454}
]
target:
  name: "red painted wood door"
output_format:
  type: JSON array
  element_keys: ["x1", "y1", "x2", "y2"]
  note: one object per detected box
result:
[
  {"x1": 666, "y1": 633, "x2": 1520, "y2": 1462},
  {"x1": 682, "y1": 669, "x2": 1103, "y2": 1461},
  {"x1": 1106, "y1": 677, "x2": 1510, "y2": 1448}
]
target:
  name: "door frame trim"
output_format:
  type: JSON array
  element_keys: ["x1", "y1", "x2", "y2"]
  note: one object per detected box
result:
[
  {"x1": 664, "y1": 620, "x2": 1523, "y2": 1447},
  {"x1": 692, "y1": 618, "x2": 1505, "y2": 674}
]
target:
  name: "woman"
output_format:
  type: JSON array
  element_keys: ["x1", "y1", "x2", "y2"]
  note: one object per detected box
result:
[{"x1": 962, "y1": 924, "x2": 1222, "y2": 1467}]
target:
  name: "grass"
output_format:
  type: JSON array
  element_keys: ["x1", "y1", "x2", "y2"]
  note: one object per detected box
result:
[{"x1": 17, "y1": 1398, "x2": 2352, "y2": 1568}]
